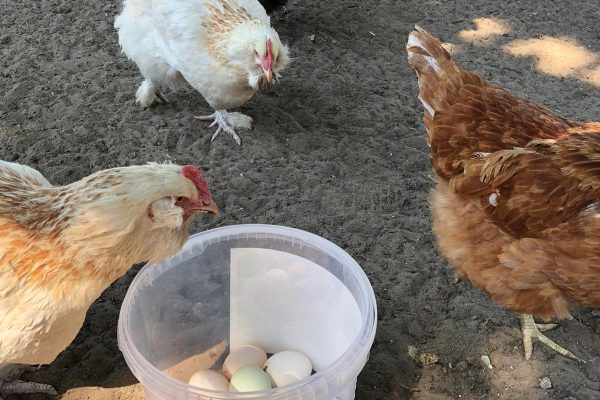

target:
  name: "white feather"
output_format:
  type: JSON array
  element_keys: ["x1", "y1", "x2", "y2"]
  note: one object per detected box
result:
[
  {"x1": 149, "y1": 197, "x2": 184, "y2": 229},
  {"x1": 0, "y1": 160, "x2": 50, "y2": 187},
  {"x1": 407, "y1": 34, "x2": 440, "y2": 73},
  {"x1": 418, "y1": 94, "x2": 435, "y2": 117},
  {"x1": 488, "y1": 193, "x2": 498, "y2": 207},
  {"x1": 115, "y1": 0, "x2": 288, "y2": 111}
]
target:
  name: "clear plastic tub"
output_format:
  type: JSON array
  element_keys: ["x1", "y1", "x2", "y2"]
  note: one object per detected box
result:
[{"x1": 118, "y1": 224, "x2": 377, "y2": 400}]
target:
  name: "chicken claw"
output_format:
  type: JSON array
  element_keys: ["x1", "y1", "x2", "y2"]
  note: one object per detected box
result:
[
  {"x1": 194, "y1": 110, "x2": 252, "y2": 145},
  {"x1": 0, "y1": 379, "x2": 58, "y2": 399},
  {"x1": 520, "y1": 314, "x2": 584, "y2": 362},
  {"x1": 155, "y1": 88, "x2": 169, "y2": 104}
]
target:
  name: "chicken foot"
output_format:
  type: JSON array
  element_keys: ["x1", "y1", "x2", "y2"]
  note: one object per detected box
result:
[
  {"x1": 155, "y1": 89, "x2": 168, "y2": 104},
  {"x1": 520, "y1": 313, "x2": 584, "y2": 362},
  {"x1": 194, "y1": 110, "x2": 252, "y2": 145},
  {"x1": 0, "y1": 379, "x2": 58, "y2": 399},
  {"x1": 135, "y1": 80, "x2": 168, "y2": 107}
]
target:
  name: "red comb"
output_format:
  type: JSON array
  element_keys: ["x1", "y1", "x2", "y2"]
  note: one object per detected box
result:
[
  {"x1": 263, "y1": 39, "x2": 273, "y2": 70},
  {"x1": 182, "y1": 165, "x2": 212, "y2": 204}
]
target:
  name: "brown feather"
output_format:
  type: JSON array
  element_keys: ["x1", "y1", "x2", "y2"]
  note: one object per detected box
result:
[
  {"x1": 408, "y1": 27, "x2": 600, "y2": 321},
  {"x1": 202, "y1": 0, "x2": 255, "y2": 62}
]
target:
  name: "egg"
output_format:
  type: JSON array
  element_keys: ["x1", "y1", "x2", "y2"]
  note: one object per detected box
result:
[
  {"x1": 264, "y1": 350, "x2": 313, "y2": 387},
  {"x1": 222, "y1": 345, "x2": 268, "y2": 379},
  {"x1": 188, "y1": 369, "x2": 229, "y2": 391},
  {"x1": 229, "y1": 365, "x2": 272, "y2": 392}
]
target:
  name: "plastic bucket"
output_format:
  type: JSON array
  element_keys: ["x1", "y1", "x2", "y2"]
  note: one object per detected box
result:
[{"x1": 118, "y1": 224, "x2": 377, "y2": 399}]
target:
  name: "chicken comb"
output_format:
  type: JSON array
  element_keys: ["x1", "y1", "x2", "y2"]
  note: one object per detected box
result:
[
  {"x1": 264, "y1": 39, "x2": 273, "y2": 70},
  {"x1": 182, "y1": 165, "x2": 212, "y2": 204}
]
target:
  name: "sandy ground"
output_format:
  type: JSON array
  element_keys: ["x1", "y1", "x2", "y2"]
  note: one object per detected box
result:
[{"x1": 1, "y1": 0, "x2": 600, "y2": 399}]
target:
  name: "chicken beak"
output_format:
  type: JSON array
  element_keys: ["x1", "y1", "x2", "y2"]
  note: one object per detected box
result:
[
  {"x1": 199, "y1": 199, "x2": 219, "y2": 215},
  {"x1": 262, "y1": 68, "x2": 273, "y2": 85}
]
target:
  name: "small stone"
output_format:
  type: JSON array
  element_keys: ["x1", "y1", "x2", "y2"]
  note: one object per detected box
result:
[
  {"x1": 419, "y1": 353, "x2": 439, "y2": 365},
  {"x1": 452, "y1": 272, "x2": 460, "y2": 284},
  {"x1": 54, "y1": 5, "x2": 72, "y2": 13},
  {"x1": 151, "y1": 116, "x2": 167, "y2": 127},
  {"x1": 480, "y1": 355, "x2": 493, "y2": 369},
  {"x1": 407, "y1": 346, "x2": 418, "y2": 360},
  {"x1": 539, "y1": 377, "x2": 552, "y2": 390},
  {"x1": 455, "y1": 361, "x2": 468, "y2": 371}
]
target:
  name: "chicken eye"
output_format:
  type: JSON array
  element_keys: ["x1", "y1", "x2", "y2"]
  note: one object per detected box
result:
[{"x1": 176, "y1": 196, "x2": 184, "y2": 202}]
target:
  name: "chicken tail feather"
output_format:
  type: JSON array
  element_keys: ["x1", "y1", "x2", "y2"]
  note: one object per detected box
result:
[{"x1": 406, "y1": 26, "x2": 463, "y2": 119}]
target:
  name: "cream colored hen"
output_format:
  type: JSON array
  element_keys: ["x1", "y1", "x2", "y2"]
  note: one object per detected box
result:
[
  {"x1": 0, "y1": 161, "x2": 218, "y2": 397},
  {"x1": 115, "y1": 0, "x2": 290, "y2": 145}
]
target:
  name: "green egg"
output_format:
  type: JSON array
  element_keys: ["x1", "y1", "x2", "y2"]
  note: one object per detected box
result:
[{"x1": 229, "y1": 365, "x2": 272, "y2": 392}]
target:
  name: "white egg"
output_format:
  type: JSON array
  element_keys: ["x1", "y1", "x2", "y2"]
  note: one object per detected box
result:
[
  {"x1": 264, "y1": 350, "x2": 313, "y2": 387},
  {"x1": 188, "y1": 369, "x2": 229, "y2": 391},
  {"x1": 229, "y1": 365, "x2": 272, "y2": 392},
  {"x1": 222, "y1": 345, "x2": 268, "y2": 379}
]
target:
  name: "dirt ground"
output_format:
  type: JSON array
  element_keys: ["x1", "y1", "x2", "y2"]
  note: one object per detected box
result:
[{"x1": 1, "y1": 0, "x2": 600, "y2": 399}]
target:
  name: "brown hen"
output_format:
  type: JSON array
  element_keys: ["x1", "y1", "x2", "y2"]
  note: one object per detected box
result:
[{"x1": 407, "y1": 26, "x2": 600, "y2": 361}]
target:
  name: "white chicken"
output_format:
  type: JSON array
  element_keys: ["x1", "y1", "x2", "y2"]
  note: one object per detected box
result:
[
  {"x1": 115, "y1": 0, "x2": 290, "y2": 145},
  {"x1": 0, "y1": 161, "x2": 218, "y2": 397}
]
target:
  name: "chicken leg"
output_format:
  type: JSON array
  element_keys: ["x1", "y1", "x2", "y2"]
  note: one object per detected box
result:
[
  {"x1": 194, "y1": 110, "x2": 253, "y2": 145},
  {"x1": 0, "y1": 379, "x2": 57, "y2": 399},
  {"x1": 520, "y1": 314, "x2": 584, "y2": 362}
]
